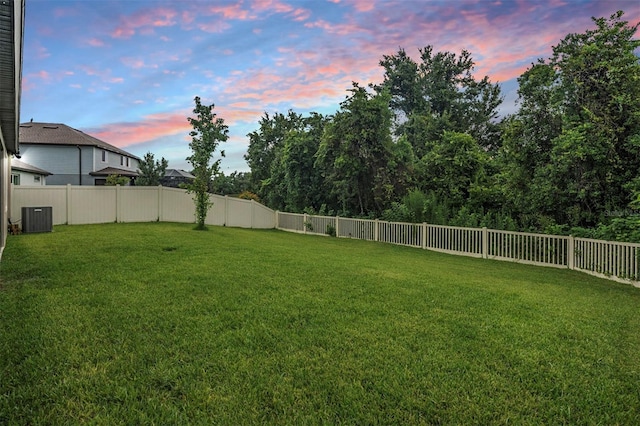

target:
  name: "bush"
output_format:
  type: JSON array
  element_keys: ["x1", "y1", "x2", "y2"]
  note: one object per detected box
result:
[{"x1": 238, "y1": 191, "x2": 260, "y2": 202}]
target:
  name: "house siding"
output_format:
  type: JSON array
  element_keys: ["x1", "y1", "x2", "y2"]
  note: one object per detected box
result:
[
  {"x1": 19, "y1": 144, "x2": 139, "y2": 185},
  {"x1": 11, "y1": 169, "x2": 46, "y2": 186},
  {"x1": 19, "y1": 144, "x2": 90, "y2": 185},
  {"x1": 92, "y1": 148, "x2": 139, "y2": 175}
]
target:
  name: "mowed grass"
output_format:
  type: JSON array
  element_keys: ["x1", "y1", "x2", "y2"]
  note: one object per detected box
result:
[{"x1": 1, "y1": 223, "x2": 639, "y2": 424}]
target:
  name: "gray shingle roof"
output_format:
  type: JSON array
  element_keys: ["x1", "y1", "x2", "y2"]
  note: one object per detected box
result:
[
  {"x1": 11, "y1": 158, "x2": 52, "y2": 175},
  {"x1": 90, "y1": 167, "x2": 139, "y2": 177},
  {"x1": 165, "y1": 169, "x2": 195, "y2": 179},
  {"x1": 19, "y1": 122, "x2": 140, "y2": 160}
]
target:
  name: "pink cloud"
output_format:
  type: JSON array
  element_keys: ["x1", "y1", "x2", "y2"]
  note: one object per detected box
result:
[
  {"x1": 78, "y1": 65, "x2": 127, "y2": 86},
  {"x1": 304, "y1": 19, "x2": 363, "y2": 36},
  {"x1": 86, "y1": 38, "x2": 106, "y2": 47},
  {"x1": 347, "y1": 0, "x2": 375, "y2": 12},
  {"x1": 111, "y1": 7, "x2": 178, "y2": 39},
  {"x1": 87, "y1": 105, "x2": 263, "y2": 149},
  {"x1": 181, "y1": 10, "x2": 196, "y2": 25},
  {"x1": 21, "y1": 76, "x2": 35, "y2": 93},
  {"x1": 37, "y1": 70, "x2": 51, "y2": 81},
  {"x1": 197, "y1": 20, "x2": 232, "y2": 33},
  {"x1": 88, "y1": 111, "x2": 191, "y2": 147},
  {"x1": 208, "y1": 3, "x2": 253, "y2": 20},
  {"x1": 291, "y1": 8, "x2": 311, "y2": 22},
  {"x1": 121, "y1": 57, "x2": 147, "y2": 69},
  {"x1": 251, "y1": 0, "x2": 310, "y2": 21}
]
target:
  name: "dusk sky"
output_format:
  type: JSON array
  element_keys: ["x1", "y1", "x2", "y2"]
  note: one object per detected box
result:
[{"x1": 22, "y1": 0, "x2": 640, "y2": 173}]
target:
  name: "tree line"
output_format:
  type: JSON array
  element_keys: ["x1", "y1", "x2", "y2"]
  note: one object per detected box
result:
[{"x1": 238, "y1": 11, "x2": 640, "y2": 242}]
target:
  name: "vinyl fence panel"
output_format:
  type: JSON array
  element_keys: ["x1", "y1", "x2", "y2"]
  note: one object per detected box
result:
[
  {"x1": 574, "y1": 238, "x2": 640, "y2": 283},
  {"x1": 11, "y1": 185, "x2": 275, "y2": 229},
  {"x1": 487, "y1": 230, "x2": 568, "y2": 268},
  {"x1": 70, "y1": 186, "x2": 117, "y2": 224},
  {"x1": 275, "y1": 212, "x2": 639, "y2": 287},
  {"x1": 378, "y1": 220, "x2": 422, "y2": 248},
  {"x1": 11, "y1": 185, "x2": 67, "y2": 225},
  {"x1": 119, "y1": 186, "x2": 160, "y2": 223},
  {"x1": 159, "y1": 187, "x2": 195, "y2": 223},
  {"x1": 426, "y1": 224, "x2": 483, "y2": 257},
  {"x1": 338, "y1": 217, "x2": 375, "y2": 241}
]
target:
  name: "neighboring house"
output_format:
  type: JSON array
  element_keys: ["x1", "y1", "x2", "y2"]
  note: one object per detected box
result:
[
  {"x1": 10, "y1": 158, "x2": 51, "y2": 186},
  {"x1": 161, "y1": 169, "x2": 195, "y2": 188},
  {"x1": 1, "y1": 0, "x2": 25, "y2": 259},
  {"x1": 18, "y1": 122, "x2": 140, "y2": 186}
]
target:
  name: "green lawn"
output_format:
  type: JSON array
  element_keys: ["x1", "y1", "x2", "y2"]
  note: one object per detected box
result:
[{"x1": 1, "y1": 222, "x2": 639, "y2": 424}]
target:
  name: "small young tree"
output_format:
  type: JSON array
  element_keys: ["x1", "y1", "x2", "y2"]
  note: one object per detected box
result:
[
  {"x1": 186, "y1": 96, "x2": 229, "y2": 230},
  {"x1": 136, "y1": 152, "x2": 168, "y2": 186}
]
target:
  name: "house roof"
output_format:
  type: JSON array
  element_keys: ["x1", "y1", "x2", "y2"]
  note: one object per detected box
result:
[
  {"x1": 90, "y1": 167, "x2": 139, "y2": 177},
  {"x1": 0, "y1": 1, "x2": 25, "y2": 155},
  {"x1": 11, "y1": 158, "x2": 52, "y2": 175},
  {"x1": 19, "y1": 122, "x2": 140, "y2": 160},
  {"x1": 165, "y1": 169, "x2": 195, "y2": 179}
]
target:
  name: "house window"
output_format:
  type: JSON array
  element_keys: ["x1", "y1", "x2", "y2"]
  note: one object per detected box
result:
[
  {"x1": 34, "y1": 176, "x2": 41, "y2": 183},
  {"x1": 102, "y1": 150, "x2": 107, "y2": 162},
  {"x1": 120, "y1": 155, "x2": 124, "y2": 166},
  {"x1": 126, "y1": 157, "x2": 130, "y2": 167},
  {"x1": 11, "y1": 173, "x2": 20, "y2": 185}
]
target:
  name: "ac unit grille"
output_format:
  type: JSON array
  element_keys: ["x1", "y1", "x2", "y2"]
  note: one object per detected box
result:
[{"x1": 21, "y1": 207, "x2": 53, "y2": 233}]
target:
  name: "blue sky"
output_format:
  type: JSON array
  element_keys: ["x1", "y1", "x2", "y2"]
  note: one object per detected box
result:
[{"x1": 22, "y1": 0, "x2": 640, "y2": 173}]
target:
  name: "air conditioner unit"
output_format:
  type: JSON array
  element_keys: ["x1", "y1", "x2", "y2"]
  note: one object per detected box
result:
[{"x1": 21, "y1": 207, "x2": 53, "y2": 233}]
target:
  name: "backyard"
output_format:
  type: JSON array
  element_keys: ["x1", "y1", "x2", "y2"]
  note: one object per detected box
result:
[{"x1": 1, "y1": 222, "x2": 639, "y2": 424}]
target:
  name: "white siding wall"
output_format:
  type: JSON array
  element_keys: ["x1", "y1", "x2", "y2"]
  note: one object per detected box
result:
[{"x1": 12, "y1": 170, "x2": 46, "y2": 186}]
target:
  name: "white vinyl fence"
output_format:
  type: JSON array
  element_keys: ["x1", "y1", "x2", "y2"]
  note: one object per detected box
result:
[
  {"x1": 10, "y1": 184, "x2": 275, "y2": 229},
  {"x1": 276, "y1": 212, "x2": 640, "y2": 288}
]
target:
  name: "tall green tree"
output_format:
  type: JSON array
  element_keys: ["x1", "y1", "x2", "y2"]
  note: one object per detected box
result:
[
  {"x1": 244, "y1": 110, "x2": 303, "y2": 202},
  {"x1": 186, "y1": 96, "x2": 229, "y2": 230},
  {"x1": 502, "y1": 11, "x2": 640, "y2": 228},
  {"x1": 316, "y1": 84, "x2": 396, "y2": 216},
  {"x1": 418, "y1": 131, "x2": 489, "y2": 210},
  {"x1": 280, "y1": 112, "x2": 328, "y2": 212},
  {"x1": 210, "y1": 171, "x2": 252, "y2": 195},
  {"x1": 378, "y1": 46, "x2": 503, "y2": 151},
  {"x1": 136, "y1": 152, "x2": 168, "y2": 186}
]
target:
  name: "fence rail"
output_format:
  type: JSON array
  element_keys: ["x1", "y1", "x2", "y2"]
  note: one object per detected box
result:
[{"x1": 276, "y1": 212, "x2": 640, "y2": 288}]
